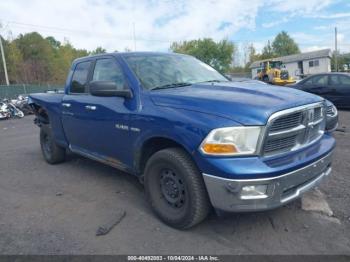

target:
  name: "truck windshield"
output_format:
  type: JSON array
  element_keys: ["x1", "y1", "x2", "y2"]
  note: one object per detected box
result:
[
  {"x1": 123, "y1": 54, "x2": 228, "y2": 90},
  {"x1": 270, "y1": 61, "x2": 282, "y2": 69}
]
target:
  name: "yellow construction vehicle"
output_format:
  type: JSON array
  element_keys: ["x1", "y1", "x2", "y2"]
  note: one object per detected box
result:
[{"x1": 257, "y1": 60, "x2": 296, "y2": 85}]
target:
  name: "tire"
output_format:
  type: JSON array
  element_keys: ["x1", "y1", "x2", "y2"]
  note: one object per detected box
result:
[
  {"x1": 263, "y1": 75, "x2": 269, "y2": 82},
  {"x1": 40, "y1": 124, "x2": 66, "y2": 164},
  {"x1": 144, "y1": 148, "x2": 210, "y2": 229}
]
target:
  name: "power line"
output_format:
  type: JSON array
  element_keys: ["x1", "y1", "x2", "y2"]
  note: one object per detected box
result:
[
  {"x1": 1, "y1": 19, "x2": 349, "y2": 50},
  {"x1": 3, "y1": 20, "x2": 176, "y2": 43}
]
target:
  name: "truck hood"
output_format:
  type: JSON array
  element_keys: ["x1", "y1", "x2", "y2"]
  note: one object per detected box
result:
[{"x1": 150, "y1": 82, "x2": 323, "y2": 125}]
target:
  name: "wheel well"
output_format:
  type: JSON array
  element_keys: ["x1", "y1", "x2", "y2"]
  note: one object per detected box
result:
[
  {"x1": 136, "y1": 137, "x2": 189, "y2": 175},
  {"x1": 31, "y1": 104, "x2": 50, "y2": 125}
]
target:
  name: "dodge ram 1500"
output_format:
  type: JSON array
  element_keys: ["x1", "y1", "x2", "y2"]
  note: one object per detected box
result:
[{"x1": 29, "y1": 52, "x2": 337, "y2": 229}]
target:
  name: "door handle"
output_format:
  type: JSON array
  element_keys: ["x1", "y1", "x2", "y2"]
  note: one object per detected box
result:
[
  {"x1": 62, "y1": 103, "x2": 71, "y2": 108},
  {"x1": 85, "y1": 105, "x2": 97, "y2": 111}
]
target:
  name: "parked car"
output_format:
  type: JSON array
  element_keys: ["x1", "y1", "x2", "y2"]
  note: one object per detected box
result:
[
  {"x1": 229, "y1": 77, "x2": 268, "y2": 85},
  {"x1": 287, "y1": 73, "x2": 350, "y2": 108},
  {"x1": 29, "y1": 52, "x2": 336, "y2": 229}
]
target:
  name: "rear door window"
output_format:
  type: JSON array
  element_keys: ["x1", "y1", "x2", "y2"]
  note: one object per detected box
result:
[
  {"x1": 70, "y1": 61, "x2": 91, "y2": 93},
  {"x1": 302, "y1": 77, "x2": 315, "y2": 86},
  {"x1": 313, "y1": 75, "x2": 328, "y2": 86},
  {"x1": 339, "y1": 75, "x2": 350, "y2": 85},
  {"x1": 329, "y1": 75, "x2": 340, "y2": 85},
  {"x1": 330, "y1": 75, "x2": 350, "y2": 91},
  {"x1": 302, "y1": 75, "x2": 328, "y2": 90}
]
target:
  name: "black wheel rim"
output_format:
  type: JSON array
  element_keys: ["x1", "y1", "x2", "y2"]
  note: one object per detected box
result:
[{"x1": 159, "y1": 168, "x2": 185, "y2": 208}]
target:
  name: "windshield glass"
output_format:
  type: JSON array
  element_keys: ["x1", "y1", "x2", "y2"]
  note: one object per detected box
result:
[
  {"x1": 270, "y1": 61, "x2": 282, "y2": 69},
  {"x1": 123, "y1": 54, "x2": 228, "y2": 90}
]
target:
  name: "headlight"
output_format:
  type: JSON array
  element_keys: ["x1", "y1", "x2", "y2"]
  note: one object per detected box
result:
[
  {"x1": 326, "y1": 104, "x2": 337, "y2": 117},
  {"x1": 200, "y1": 126, "x2": 262, "y2": 156}
]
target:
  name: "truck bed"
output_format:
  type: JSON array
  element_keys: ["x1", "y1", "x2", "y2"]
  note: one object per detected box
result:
[{"x1": 29, "y1": 93, "x2": 68, "y2": 148}]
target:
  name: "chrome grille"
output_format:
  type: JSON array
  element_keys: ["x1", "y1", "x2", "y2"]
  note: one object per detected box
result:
[
  {"x1": 269, "y1": 112, "x2": 302, "y2": 132},
  {"x1": 314, "y1": 107, "x2": 322, "y2": 121},
  {"x1": 263, "y1": 103, "x2": 325, "y2": 156},
  {"x1": 264, "y1": 135, "x2": 297, "y2": 153}
]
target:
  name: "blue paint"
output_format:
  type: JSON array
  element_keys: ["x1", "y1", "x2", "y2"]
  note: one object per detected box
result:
[{"x1": 29, "y1": 52, "x2": 335, "y2": 179}]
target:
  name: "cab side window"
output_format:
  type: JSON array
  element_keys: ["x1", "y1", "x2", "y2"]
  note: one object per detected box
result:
[
  {"x1": 313, "y1": 75, "x2": 328, "y2": 86},
  {"x1": 303, "y1": 77, "x2": 314, "y2": 86},
  {"x1": 329, "y1": 75, "x2": 340, "y2": 85},
  {"x1": 92, "y1": 58, "x2": 127, "y2": 90},
  {"x1": 303, "y1": 75, "x2": 327, "y2": 87},
  {"x1": 70, "y1": 61, "x2": 91, "y2": 93},
  {"x1": 339, "y1": 75, "x2": 350, "y2": 86}
]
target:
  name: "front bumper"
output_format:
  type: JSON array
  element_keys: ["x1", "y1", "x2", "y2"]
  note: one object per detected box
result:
[{"x1": 203, "y1": 152, "x2": 332, "y2": 212}]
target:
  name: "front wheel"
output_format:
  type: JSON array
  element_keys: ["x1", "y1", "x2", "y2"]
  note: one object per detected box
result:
[
  {"x1": 40, "y1": 124, "x2": 66, "y2": 164},
  {"x1": 144, "y1": 148, "x2": 211, "y2": 229}
]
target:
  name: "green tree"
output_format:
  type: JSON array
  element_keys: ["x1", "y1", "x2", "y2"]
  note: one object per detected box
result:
[
  {"x1": 90, "y1": 46, "x2": 106, "y2": 55},
  {"x1": 46, "y1": 36, "x2": 61, "y2": 49},
  {"x1": 0, "y1": 37, "x2": 23, "y2": 84},
  {"x1": 5, "y1": 41, "x2": 24, "y2": 83},
  {"x1": 51, "y1": 41, "x2": 89, "y2": 84},
  {"x1": 332, "y1": 52, "x2": 350, "y2": 71},
  {"x1": 14, "y1": 32, "x2": 55, "y2": 84},
  {"x1": 244, "y1": 43, "x2": 260, "y2": 68},
  {"x1": 170, "y1": 38, "x2": 234, "y2": 73},
  {"x1": 271, "y1": 31, "x2": 300, "y2": 57},
  {"x1": 0, "y1": 32, "x2": 93, "y2": 85},
  {"x1": 260, "y1": 40, "x2": 274, "y2": 59}
]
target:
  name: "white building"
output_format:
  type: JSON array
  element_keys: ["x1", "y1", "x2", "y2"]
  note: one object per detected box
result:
[{"x1": 249, "y1": 49, "x2": 332, "y2": 80}]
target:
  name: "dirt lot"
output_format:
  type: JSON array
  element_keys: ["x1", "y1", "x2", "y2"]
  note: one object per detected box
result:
[{"x1": 0, "y1": 112, "x2": 349, "y2": 255}]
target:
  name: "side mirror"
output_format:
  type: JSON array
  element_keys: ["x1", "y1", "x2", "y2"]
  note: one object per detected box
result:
[{"x1": 89, "y1": 81, "x2": 133, "y2": 98}]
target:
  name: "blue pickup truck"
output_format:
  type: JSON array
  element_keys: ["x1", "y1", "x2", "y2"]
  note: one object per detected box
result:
[{"x1": 29, "y1": 52, "x2": 337, "y2": 229}]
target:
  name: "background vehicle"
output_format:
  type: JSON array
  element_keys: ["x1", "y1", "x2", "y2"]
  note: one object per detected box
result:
[
  {"x1": 29, "y1": 52, "x2": 336, "y2": 229},
  {"x1": 287, "y1": 73, "x2": 350, "y2": 108},
  {"x1": 0, "y1": 102, "x2": 10, "y2": 120},
  {"x1": 257, "y1": 60, "x2": 296, "y2": 85},
  {"x1": 229, "y1": 77, "x2": 268, "y2": 85},
  {"x1": 12, "y1": 95, "x2": 33, "y2": 115},
  {"x1": 1, "y1": 98, "x2": 24, "y2": 119}
]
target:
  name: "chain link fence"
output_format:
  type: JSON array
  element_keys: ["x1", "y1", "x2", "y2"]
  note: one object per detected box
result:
[{"x1": 0, "y1": 84, "x2": 64, "y2": 99}]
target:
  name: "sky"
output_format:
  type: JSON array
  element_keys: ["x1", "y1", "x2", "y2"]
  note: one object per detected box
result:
[{"x1": 0, "y1": 0, "x2": 349, "y2": 64}]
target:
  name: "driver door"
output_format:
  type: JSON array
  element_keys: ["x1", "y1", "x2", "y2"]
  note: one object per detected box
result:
[{"x1": 62, "y1": 57, "x2": 136, "y2": 170}]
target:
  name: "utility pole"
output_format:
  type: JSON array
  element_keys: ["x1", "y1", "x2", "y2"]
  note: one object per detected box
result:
[
  {"x1": 335, "y1": 27, "x2": 338, "y2": 72},
  {"x1": 0, "y1": 26, "x2": 9, "y2": 86}
]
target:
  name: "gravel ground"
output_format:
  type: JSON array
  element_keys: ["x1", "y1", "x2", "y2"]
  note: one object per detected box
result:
[{"x1": 0, "y1": 112, "x2": 349, "y2": 255}]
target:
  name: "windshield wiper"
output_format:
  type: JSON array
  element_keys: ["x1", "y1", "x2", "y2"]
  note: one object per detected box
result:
[
  {"x1": 151, "y1": 82, "x2": 192, "y2": 91},
  {"x1": 199, "y1": 79, "x2": 227, "y2": 83}
]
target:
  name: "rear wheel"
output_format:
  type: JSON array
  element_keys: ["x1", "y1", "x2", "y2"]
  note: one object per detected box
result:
[
  {"x1": 40, "y1": 124, "x2": 66, "y2": 164},
  {"x1": 144, "y1": 148, "x2": 210, "y2": 229}
]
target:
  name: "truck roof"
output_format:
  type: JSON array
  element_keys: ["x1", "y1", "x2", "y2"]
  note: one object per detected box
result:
[{"x1": 72, "y1": 51, "x2": 187, "y2": 65}]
